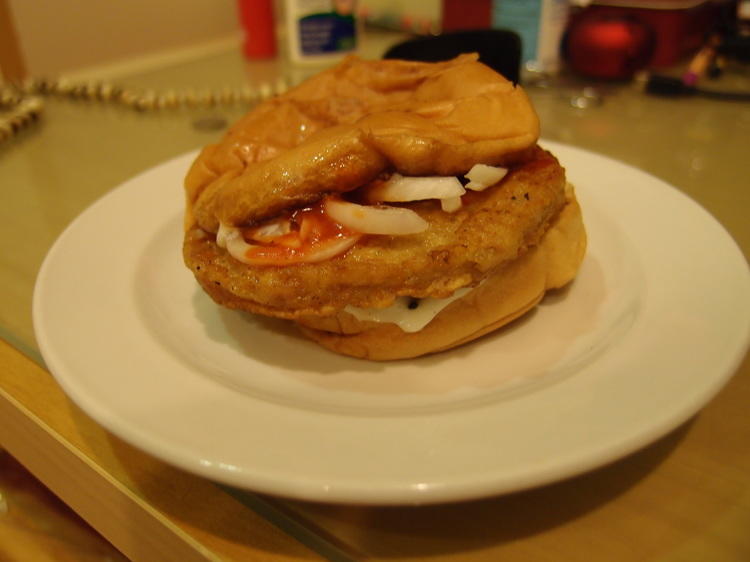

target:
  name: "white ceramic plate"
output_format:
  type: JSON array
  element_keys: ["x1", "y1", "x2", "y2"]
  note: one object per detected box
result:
[{"x1": 33, "y1": 141, "x2": 750, "y2": 505}]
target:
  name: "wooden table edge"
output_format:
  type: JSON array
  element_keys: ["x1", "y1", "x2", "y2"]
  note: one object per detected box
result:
[{"x1": 0, "y1": 338, "x2": 322, "y2": 561}]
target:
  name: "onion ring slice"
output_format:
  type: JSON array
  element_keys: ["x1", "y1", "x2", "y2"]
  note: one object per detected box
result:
[{"x1": 324, "y1": 198, "x2": 428, "y2": 235}]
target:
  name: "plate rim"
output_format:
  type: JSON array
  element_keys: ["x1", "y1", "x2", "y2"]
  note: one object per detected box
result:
[{"x1": 32, "y1": 141, "x2": 750, "y2": 504}]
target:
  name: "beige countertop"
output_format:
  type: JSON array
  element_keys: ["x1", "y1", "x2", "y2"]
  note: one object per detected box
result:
[{"x1": 1, "y1": 33, "x2": 749, "y2": 561}]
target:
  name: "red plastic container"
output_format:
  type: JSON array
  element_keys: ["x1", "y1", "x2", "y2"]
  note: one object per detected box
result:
[{"x1": 237, "y1": 0, "x2": 277, "y2": 59}]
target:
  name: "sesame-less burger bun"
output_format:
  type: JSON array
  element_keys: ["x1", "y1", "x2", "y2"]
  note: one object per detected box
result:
[
  {"x1": 182, "y1": 55, "x2": 587, "y2": 361},
  {"x1": 295, "y1": 184, "x2": 586, "y2": 360}
]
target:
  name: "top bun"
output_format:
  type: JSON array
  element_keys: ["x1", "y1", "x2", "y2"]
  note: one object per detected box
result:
[{"x1": 184, "y1": 54, "x2": 540, "y2": 233}]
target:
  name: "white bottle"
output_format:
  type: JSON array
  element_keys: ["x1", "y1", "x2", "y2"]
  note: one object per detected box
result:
[{"x1": 279, "y1": 0, "x2": 359, "y2": 66}]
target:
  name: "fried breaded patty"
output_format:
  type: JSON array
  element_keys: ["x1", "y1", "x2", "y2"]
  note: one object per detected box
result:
[{"x1": 183, "y1": 146, "x2": 566, "y2": 318}]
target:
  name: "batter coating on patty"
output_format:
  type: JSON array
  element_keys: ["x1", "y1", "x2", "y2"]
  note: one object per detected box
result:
[{"x1": 183, "y1": 147, "x2": 566, "y2": 317}]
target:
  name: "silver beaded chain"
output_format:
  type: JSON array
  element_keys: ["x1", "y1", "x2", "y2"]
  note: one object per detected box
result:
[{"x1": 0, "y1": 76, "x2": 290, "y2": 144}]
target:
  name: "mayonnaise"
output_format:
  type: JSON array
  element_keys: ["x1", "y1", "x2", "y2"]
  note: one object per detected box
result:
[{"x1": 344, "y1": 288, "x2": 472, "y2": 333}]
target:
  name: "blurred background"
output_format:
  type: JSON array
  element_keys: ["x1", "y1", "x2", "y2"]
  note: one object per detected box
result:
[
  {"x1": 2, "y1": 0, "x2": 747, "y2": 84},
  {"x1": 1, "y1": 0, "x2": 440, "y2": 79}
]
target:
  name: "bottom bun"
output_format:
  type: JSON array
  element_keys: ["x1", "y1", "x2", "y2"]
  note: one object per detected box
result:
[{"x1": 297, "y1": 185, "x2": 587, "y2": 360}]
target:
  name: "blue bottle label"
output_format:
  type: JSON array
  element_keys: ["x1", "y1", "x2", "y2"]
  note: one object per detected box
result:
[{"x1": 298, "y1": 11, "x2": 356, "y2": 54}]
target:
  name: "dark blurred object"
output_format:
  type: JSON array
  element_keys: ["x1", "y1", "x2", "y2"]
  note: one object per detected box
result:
[
  {"x1": 718, "y1": 0, "x2": 750, "y2": 63},
  {"x1": 643, "y1": 1, "x2": 750, "y2": 102},
  {"x1": 440, "y1": 1, "x2": 570, "y2": 75},
  {"x1": 383, "y1": 29, "x2": 521, "y2": 83},
  {"x1": 441, "y1": 0, "x2": 492, "y2": 32},
  {"x1": 564, "y1": 15, "x2": 656, "y2": 79},
  {"x1": 566, "y1": 1, "x2": 720, "y2": 70},
  {"x1": 645, "y1": 73, "x2": 750, "y2": 100},
  {"x1": 720, "y1": 33, "x2": 750, "y2": 61},
  {"x1": 714, "y1": 0, "x2": 750, "y2": 62},
  {"x1": 237, "y1": 0, "x2": 277, "y2": 59}
]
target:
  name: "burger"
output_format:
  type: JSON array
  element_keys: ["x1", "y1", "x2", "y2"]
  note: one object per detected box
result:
[{"x1": 183, "y1": 54, "x2": 587, "y2": 360}]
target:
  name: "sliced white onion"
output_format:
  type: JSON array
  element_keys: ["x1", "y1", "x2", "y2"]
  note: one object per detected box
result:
[
  {"x1": 325, "y1": 198, "x2": 428, "y2": 235},
  {"x1": 464, "y1": 164, "x2": 508, "y2": 191},
  {"x1": 216, "y1": 222, "x2": 234, "y2": 248},
  {"x1": 292, "y1": 236, "x2": 360, "y2": 264},
  {"x1": 248, "y1": 218, "x2": 291, "y2": 242},
  {"x1": 366, "y1": 174, "x2": 465, "y2": 203},
  {"x1": 222, "y1": 226, "x2": 256, "y2": 263},
  {"x1": 221, "y1": 223, "x2": 359, "y2": 264},
  {"x1": 440, "y1": 196, "x2": 462, "y2": 213}
]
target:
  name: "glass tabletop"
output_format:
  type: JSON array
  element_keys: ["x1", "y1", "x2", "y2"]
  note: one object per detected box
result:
[{"x1": 2, "y1": 31, "x2": 749, "y2": 561}]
